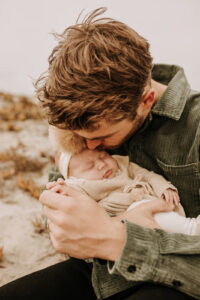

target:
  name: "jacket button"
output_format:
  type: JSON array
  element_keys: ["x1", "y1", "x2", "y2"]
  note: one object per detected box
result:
[
  {"x1": 172, "y1": 280, "x2": 182, "y2": 287},
  {"x1": 127, "y1": 265, "x2": 136, "y2": 273}
]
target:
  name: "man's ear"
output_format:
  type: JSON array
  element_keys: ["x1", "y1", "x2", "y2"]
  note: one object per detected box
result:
[
  {"x1": 136, "y1": 88, "x2": 155, "y2": 117},
  {"x1": 140, "y1": 89, "x2": 155, "y2": 109}
]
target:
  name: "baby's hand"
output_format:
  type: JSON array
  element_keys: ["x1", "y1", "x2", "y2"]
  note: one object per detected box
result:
[
  {"x1": 46, "y1": 178, "x2": 68, "y2": 195},
  {"x1": 46, "y1": 178, "x2": 65, "y2": 189},
  {"x1": 161, "y1": 188, "x2": 180, "y2": 206}
]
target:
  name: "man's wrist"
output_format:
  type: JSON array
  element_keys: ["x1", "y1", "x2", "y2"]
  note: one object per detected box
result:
[{"x1": 95, "y1": 219, "x2": 126, "y2": 261}]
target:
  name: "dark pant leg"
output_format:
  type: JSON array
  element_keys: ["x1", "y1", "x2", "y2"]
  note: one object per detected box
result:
[
  {"x1": 107, "y1": 282, "x2": 196, "y2": 300},
  {"x1": 0, "y1": 258, "x2": 96, "y2": 300},
  {"x1": 0, "y1": 260, "x2": 196, "y2": 300}
]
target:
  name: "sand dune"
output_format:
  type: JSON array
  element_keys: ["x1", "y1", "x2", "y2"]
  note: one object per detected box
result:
[{"x1": 0, "y1": 92, "x2": 66, "y2": 286}]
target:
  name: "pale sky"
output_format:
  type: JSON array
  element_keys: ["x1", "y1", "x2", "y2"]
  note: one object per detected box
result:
[{"x1": 0, "y1": 0, "x2": 200, "y2": 95}]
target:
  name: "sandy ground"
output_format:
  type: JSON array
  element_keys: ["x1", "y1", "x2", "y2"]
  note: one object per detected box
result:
[{"x1": 0, "y1": 93, "x2": 66, "y2": 286}]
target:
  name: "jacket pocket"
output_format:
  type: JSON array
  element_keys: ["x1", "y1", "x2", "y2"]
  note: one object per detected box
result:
[
  {"x1": 156, "y1": 159, "x2": 200, "y2": 217},
  {"x1": 156, "y1": 159, "x2": 199, "y2": 176}
]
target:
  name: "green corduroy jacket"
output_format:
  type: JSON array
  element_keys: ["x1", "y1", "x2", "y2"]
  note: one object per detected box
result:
[{"x1": 49, "y1": 65, "x2": 200, "y2": 299}]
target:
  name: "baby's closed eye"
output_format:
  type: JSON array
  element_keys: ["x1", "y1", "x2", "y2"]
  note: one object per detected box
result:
[{"x1": 86, "y1": 163, "x2": 94, "y2": 170}]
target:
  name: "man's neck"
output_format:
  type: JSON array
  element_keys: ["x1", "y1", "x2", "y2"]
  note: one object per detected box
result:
[{"x1": 151, "y1": 79, "x2": 167, "y2": 104}]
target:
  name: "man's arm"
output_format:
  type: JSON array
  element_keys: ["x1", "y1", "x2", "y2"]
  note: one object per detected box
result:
[
  {"x1": 107, "y1": 220, "x2": 200, "y2": 299},
  {"x1": 41, "y1": 169, "x2": 200, "y2": 299},
  {"x1": 108, "y1": 200, "x2": 200, "y2": 299}
]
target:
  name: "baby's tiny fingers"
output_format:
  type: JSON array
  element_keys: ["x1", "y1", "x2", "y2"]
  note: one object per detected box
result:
[
  {"x1": 174, "y1": 194, "x2": 180, "y2": 206},
  {"x1": 51, "y1": 185, "x2": 62, "y2": 193},
  {"x1": 46, "y1": 181, "x2": 57, "y2": 189},
  {"x1": 165, "y1": 197, "x2": 170, "y2": 203},
  {"x1": 176, "y1": 194, "x2": 180, "y2": 202},
  {"x1": 57, "y1": 178, "x2": 65, "y2": 184}
]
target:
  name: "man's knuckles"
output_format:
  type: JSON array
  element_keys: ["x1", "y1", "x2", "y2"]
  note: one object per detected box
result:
[{"x1": 50, "y1": 233, "x2": 66, "y2": 253}]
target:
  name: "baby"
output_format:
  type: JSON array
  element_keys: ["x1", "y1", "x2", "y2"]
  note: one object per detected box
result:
[{"x1": 47, "y1": 149, "x2": 200, "y2": 235}]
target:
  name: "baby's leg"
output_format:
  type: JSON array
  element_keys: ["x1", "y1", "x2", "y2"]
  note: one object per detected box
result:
[
  {"x1": 127, "y1": 199, "x2": 152, "y2": 210},
  {"x1": 154, "y1": 211, "x2": 199, "y2": 235},
  {"x1": 127, "y1": 200, "x2": 199, "y2": 235}
]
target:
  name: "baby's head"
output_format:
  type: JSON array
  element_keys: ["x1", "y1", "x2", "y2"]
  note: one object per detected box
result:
[{"x1": 67, "y1": 149, "x2": 119, "y2": 180}]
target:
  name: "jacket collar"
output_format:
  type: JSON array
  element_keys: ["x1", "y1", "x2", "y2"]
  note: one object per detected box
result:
[{"x1": 151, "y1": 64, "x2": 191, "y2": 120}]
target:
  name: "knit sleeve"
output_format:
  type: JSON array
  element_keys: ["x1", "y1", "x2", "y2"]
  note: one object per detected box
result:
[{"x1": 128, "y1": 161, "x2": 177, "y2": 197}]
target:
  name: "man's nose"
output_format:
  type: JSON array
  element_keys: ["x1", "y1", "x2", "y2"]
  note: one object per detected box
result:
[{"x1": 86, "y1": 139, "x2": 103, "y2": 150}]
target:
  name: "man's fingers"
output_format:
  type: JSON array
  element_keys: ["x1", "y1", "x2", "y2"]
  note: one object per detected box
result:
[
  {"x1": 43, "y1": 205, "x2": 71, "y2": 229},
  {"x1": 50, "y1": 185, "x2": 62, "y2": 193},
  {"x1": 43, "y1": 205, "x2": 60, "y2": 223},
  {"x1": 62, "y1": 185, "x2": 84, "y2": 197},
  {"x1": 40, "y1": 190, "x2": 71, "y2": 209},
  {"x1": 40, "y1": 187, "x2": 83, "y2": 210},
  {"x1": 139, "y1": 198, "x2": 174, "y2": 215}
]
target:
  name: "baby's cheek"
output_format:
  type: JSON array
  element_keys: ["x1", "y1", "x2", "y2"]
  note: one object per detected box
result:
[
  {"x1": 87, "y1": 169, "x2": 102, "y2": 180},
  {"x1": 113, "y1": 161, "x2": 119, "y2": 171}
]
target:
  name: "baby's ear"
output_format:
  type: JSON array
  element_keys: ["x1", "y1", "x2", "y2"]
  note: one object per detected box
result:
[{"x1": 48, "y1": 125, "x2": 86, "y2": 154}]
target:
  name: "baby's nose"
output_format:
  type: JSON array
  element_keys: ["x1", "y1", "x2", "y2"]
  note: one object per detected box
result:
[{"x1": 97, "y1": 160, "x2": 105, "y2": 170}]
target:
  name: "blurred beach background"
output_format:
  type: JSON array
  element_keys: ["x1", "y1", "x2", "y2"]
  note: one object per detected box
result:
[{"x1": 0, "y1": 0, "x2": 200, "y2": 286}]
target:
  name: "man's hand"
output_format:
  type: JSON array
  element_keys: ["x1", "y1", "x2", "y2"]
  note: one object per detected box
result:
[
  {"x1": 40, "y1": 187, "x2": 125, "y2": 261},
  {"x1": 116, "y1": 198, "x2": 175, "y2": 229}
]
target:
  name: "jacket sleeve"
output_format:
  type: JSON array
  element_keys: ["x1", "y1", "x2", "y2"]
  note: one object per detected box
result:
[
  {"x1": 108, "y1": 220, "x2": 200, "y2": 299},
  {"x1": 128, "y1": 162, "x2": 177, "y2": 197},
  {"x1": 48, "y1": 165, "x2": 64, "y2": 182}
]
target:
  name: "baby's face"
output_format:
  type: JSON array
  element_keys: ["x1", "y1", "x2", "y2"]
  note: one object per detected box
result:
[{"x1": 68, "y1": 149, "x2": 119, "y2": 180}]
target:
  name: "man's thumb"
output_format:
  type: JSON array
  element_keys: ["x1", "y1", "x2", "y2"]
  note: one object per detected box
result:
[{"x1": 141, "y1": 199, "x2": 174, "y2": 215}]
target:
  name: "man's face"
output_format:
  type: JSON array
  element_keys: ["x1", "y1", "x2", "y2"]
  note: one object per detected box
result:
[
  {"x1": 74, "y1": 115, "x2": 145, "y2": 150},
  {"x1": 68, "y1": 149, "x2": 119, "y2": 180}
]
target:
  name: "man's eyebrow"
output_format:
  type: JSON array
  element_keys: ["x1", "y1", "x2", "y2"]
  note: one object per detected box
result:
[{"x1": 85, "y1": 132, "x2": 116, "y2": 140}]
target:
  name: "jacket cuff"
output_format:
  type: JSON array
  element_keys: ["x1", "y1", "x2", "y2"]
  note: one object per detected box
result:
[{"x1": 107, "y1": 220, "x2": 160, "y2": 280}]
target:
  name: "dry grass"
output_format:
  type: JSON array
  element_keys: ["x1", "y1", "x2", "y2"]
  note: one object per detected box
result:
[
  {"x1": 0, "y1": 91, "x2": 64, "y2": 275},
  {"x1": 32, "y1": 215, "x2": 48, "y2": 234},
  {"x1": 17, "y1": 173, "x2": 42, "y2": 199},
  {"x1": 0, "y1": 92, "x2": 44, "y2": 121},
  {"x1": 0, "y1": 168, "x2": 16, "y2": 180},
  {"x1": 0, "y1": 120, "x2": 20, "y2": 132},
  {"x1": 0, "y1": 146, "x2": 46, "y2": 174},
  {"x1": 0, "y1": 91, "x2": 50, "y2": 199}
]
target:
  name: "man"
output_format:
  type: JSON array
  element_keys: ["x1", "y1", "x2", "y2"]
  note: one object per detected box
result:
[{"x1": 0, "y1": 7, "x2": 199, "y2": 300}]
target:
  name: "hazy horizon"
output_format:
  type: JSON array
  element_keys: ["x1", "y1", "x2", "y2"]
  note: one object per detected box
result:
[{"x1": 1, "y1": 0, "x2": 200, "y2": 96}]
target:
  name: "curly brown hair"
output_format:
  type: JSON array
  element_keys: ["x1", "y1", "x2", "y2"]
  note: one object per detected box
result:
[{"x1": 35, "y1": 7, "x2": 153, "y2": 130}]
